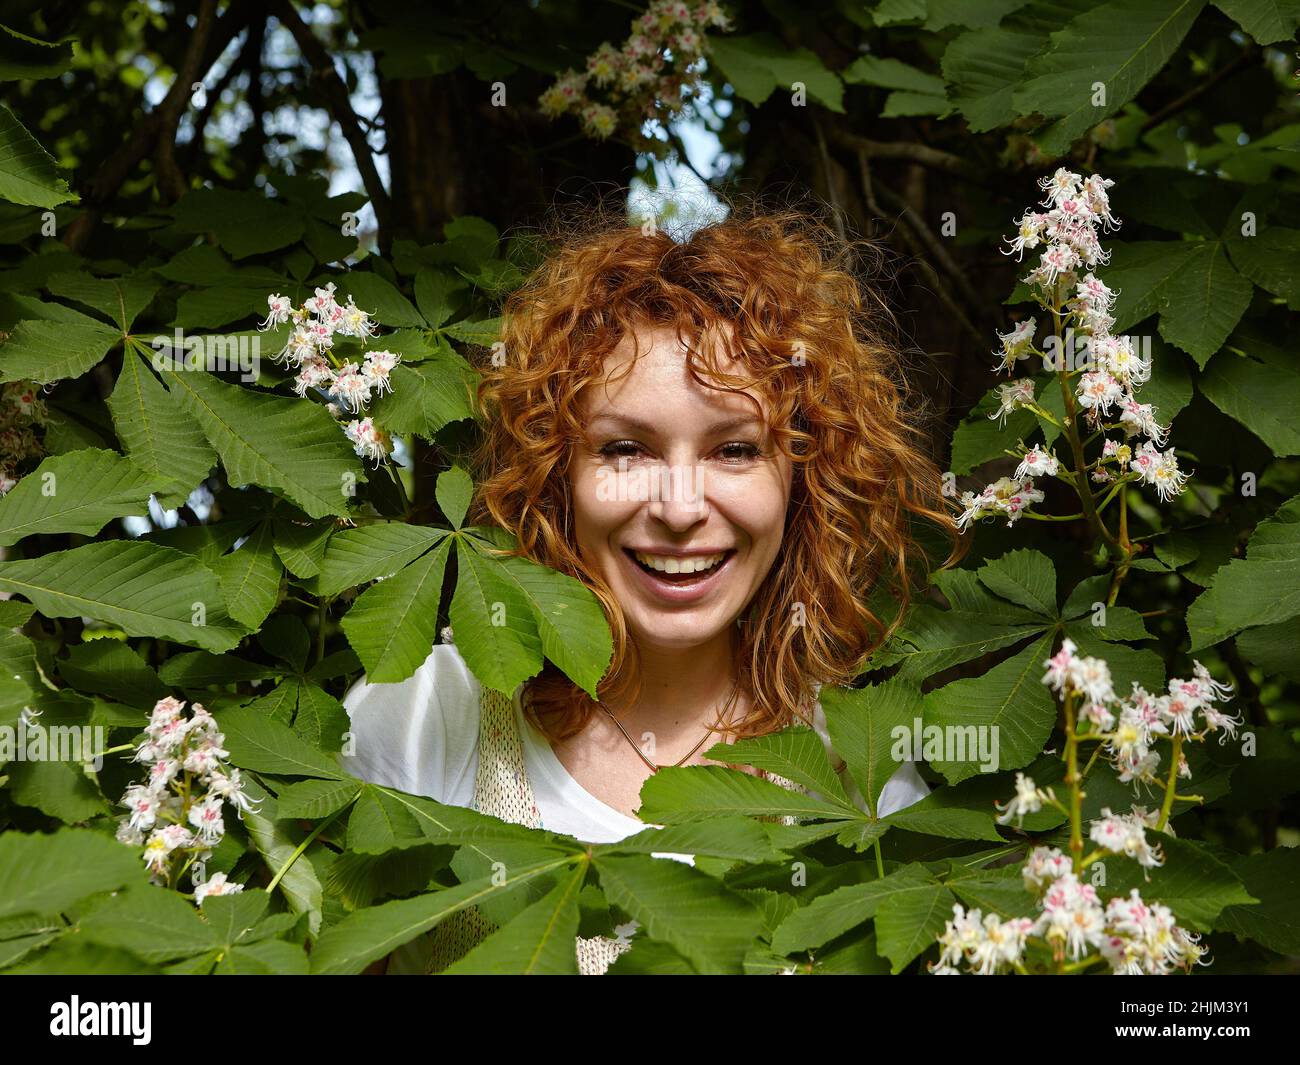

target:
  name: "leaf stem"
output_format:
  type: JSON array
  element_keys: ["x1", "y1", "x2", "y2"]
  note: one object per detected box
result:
[
  {"x1": 1156, "y1": 735, "x2": 1184, "y2": 831},
  {"x1": 1064, "y1": 691, "x2": 1084, "y2": 873},
  {"x1": 267, "y1": 807, "x2": 345, "y2": 895}
]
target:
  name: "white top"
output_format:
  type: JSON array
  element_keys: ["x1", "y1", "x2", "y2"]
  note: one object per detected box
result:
[{"x1": 339, "y1": 644, "x2": 929, "y2": 855}]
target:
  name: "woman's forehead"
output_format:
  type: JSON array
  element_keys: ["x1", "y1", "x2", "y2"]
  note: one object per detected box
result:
[{"x1": 583, "y1": 326, "x2": 770, "y2": 421}]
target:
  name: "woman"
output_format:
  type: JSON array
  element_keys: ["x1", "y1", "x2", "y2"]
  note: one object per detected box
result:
[{"x1": 341, "y1": 203, "x2": 959, "y2": 972}]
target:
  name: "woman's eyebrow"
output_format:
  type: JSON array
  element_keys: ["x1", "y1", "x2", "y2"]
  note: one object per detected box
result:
[{"x1": 587, "y1": 412, "x2": 764, "y2": 434}]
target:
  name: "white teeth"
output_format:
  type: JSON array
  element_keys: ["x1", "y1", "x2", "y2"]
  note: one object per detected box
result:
[{"x1": 633, "y1": 551, "x2": 725, "y2": 575}]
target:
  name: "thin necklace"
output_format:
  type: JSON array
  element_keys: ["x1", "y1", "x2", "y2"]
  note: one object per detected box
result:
[{"x1": 599, "y1": 680, "x2": 741, "y2": 774}]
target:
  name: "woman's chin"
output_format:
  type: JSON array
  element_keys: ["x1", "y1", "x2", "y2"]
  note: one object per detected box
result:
[{"x1": 624, "y1": 611, "x2": 735, "y2": 652}]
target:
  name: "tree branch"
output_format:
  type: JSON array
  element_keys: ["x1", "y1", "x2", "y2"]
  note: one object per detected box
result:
[
  {"x1": 831, "y1": 128, "x2": 990, "y2": 186},
  {"x1": 856, "y1": 149, "x2": 985, "y2": 350},
  {"x1": 183, "y1": 20, "x2": 260, "y2": 175},
  {"x1": 275, "y1": 0, "x2": 392, "y2": 253},
  {"x1": 1140, "y1": 44, "x2": 1260, "y2": 133},
  {"x1": 63, "y1": 0, "x2": 248, "y2": 251},
  {"x1": 154, "y1": 0, "x2": 220, "y2": 204},
  {"x1": 872, "y1": 177, "x2": 992, "y2": 331}
]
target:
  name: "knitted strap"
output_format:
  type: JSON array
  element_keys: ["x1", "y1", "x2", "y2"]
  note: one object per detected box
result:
[{"x1": 421, "y1": 685, "x2": 631, "y2": 975}]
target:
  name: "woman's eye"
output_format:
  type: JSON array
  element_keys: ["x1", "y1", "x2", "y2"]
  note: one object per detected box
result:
[
  {"x1": 718, "y1": 442, "x2": 761, "y2": 462},
  {"x1": 597, "y1": 441, "x2": 760, "y2": 462},
  {"x1": 598, "y1": 440, "x2": 642, "y2": 459}
]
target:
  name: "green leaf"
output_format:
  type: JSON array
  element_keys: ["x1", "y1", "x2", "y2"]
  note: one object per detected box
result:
[
  {"x1": 1141, "y1": 335, "x2": 1193, "y2": 427},
  {"x1": 0, "y1": 828, "x2": 145, "y2": 920},
  {"x1": 493, "y1": 552, "x2": 613, "y2": 700},
  {"x1": 637, "y1": 764, "x2": 852, "y2": 823},
  {"x1": 977, "y1": 548, "x2": 1057, "y2": 617},
  {"x1": 593, "y1": 853, "x2": 765, "y2": 974},
  {"x1": 597, "y1": 817, "x2": 787, "y2": 863},
  {"x1": 442, "y1": 864, "x2": 585, "y2": 974},
  {"x1": 873, "y1": 881, "x2": 958, "y2": 973},
  {"x1": 0, "y1": 318, "x2": 120, "y2": 383},
  {"x1": 158, "y1": 366, "x2": 363, "y2": 519},
  {"x1": 6, "y1": 756, "x2": 109, "y2": 822},
  {"x1": 926, "y1": 0, "x2": 1037, "y2": 30},
  {"x1": 946, "y1": 866, "x2": 1039, "y2": 919},
  {"x1": 344, "y1": 783, "x2": 551, "y2": 854},
  {"x1": 1226, "y1": 227, "x2": 1300, "y2": 310},
  {"x1": 314, "y1": 522, "x2": 446, "y2": 598},
  {"x1": 1105, "y1": 240, "x2": 1202, "y2": 334},
  {"x1": 1235, "y1": 618, "x2": 1300, "y2": 681},
  {"x1": 0, "y1": 104, "x2": 75, "y2": 207},
  {"x1": 276, "y1": 777, "x2": 363, "y2": 820},
  {"x1": 1103, "y1": 837, "x2": 1255, "y2": 932},
  {"x1": 0, "y1": 448, "x2": 163, "y2": 546},
  {"x1": 448, "y1": 540, "x2": 544, "y2": 694},
  {"x1": 341, "y1": 538, "x2": 452, "y2": 682},
  {"x1": 217, "y1": 705, "x2": 347, "y2": 779},
  {"x1": 874, "y1": 567, "x2": 1049, "y2": 680},
  {"x1": 56, "y1": 640, "x2": 168, "y2": 705},
  {"x1": 882, "y1": 788, "x2": 1005, "y2": 841},
  {"x1": 5, "y1": 939, "x2": 161, "y2": 974},
  {"x1": 1201, "y1": 343, "x2": 1300, "y2": 457},
  {"x1": 272, "y1": 517, "x2": 332, "y2": 578},
  {"x1": 821, "y1": 680, "x2": 920, "y2": 815},
  {"x1": 1212, "y1": 0, "x2": 1300, "y2": 43},
  {"x1": 841, "y1": 55, "x2": 946, "y2": 95},
  {"x1": 1064, "y1": 623, "x2": 1165, "y2": 691},
  {"x1": 1186, "y1": 494, "x2": 1300, "y2": 649},
  {"x1": 413, "y1": 267, "x2": 462, "y2": 327},
  {"x1": 941, "y1": 1, "x2": 1101, "y2": 132},
  {"x1": 715, "y1": 727, "x2": 850, "y2": 808},
  {"x1": 0, "y1": 540, "x2": 245, "y2": 651},
  {"x1": 293, "y1": 681, "x2": 351, "y2": 751},
  {"x1": 436, "y1": 465, "x2": 472, "y2": 528},
  {"x1": 441, "y1": 315, "x2": 502, "y2": 346},
  {"x1": 707, "y1": 33, "x2": 845, "y2": 112},
  {"x1": 240, "y1": 782, "x2": 326, "y2": 935},
  {"x1": 212, "y1": 520, "x2": 282, "y2": 629},
  {"x1": 158, "y1": 650, "x2": 281, "y2": 687},
  {"x1": 1216, "y1": 846, "x2": 1300, "y2": 953},
  {"x1": 770, "y1": 864, "x2": 936, "y2": 955},
  {"x1": 107, "y1": 351, "x2": 216, "y2": 507},
  {"x1": 214, "y1": 938, "x2": 310, "y2": 975},
  {"x1": 337, "y1": 271, "x2": 424, "y2": 328},
  {"x1": 171, "y1": 187, "x2": 304, "y2": 259},
  {"x1": 1156, "y1": 241, "x2": 1253, "y2": 367},
  {"x1": 79, "y1": 888, "x2": 220, "y2": 963},
  {"x1": 949, "y1": 381, "x2": 1038, "y2": 475},
  {"x1": 366, "y1": 353, "x2": 478, "y2": 437},
  {"x1": 0, "y1": 24, "x2": 75, "y2": 81},
  {"x1": 872, "y1": 0, "x2": 928, "y2": 25},
  {"x1": 1013, "y1": 0, "x2": 1207, "y2": 157},
  {"x1": 309, "y1": 856, "x2": 573, "y2": 974},
  {"x1": 921, "y1": 634, "x2": 1057, "y2": 784},
  {"x1": 45, "y1": 270, "x2": 157, "y2": 332}
]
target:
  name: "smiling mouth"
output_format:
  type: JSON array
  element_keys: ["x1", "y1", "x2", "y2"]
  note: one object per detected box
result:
[{"x1": 623, "y1": 548, "x2": 735, "y2": 583}]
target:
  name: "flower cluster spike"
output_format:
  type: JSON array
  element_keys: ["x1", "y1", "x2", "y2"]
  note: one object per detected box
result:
[
  {"x1": 959, "y1": 169, "x2": 1190, "y2": 531},
  {"x1": 1043, "y1": 639, "x2": 1242, "y2": 786},
  {"x1": 115, "y1": 696, "x2": 260, "y2": 905},
  {"x1": 933, "y1": 861, "x2": 1206, "y2": 975},
  {"x1": 931, "y1": 643, "x2": 1237, "y2": 974},
  {"x1": 259, "y1": 283, "x2": 398, "y2": 465},
  {"x1": 538, "y1": 1, "x2": 730, "y2": 148}
]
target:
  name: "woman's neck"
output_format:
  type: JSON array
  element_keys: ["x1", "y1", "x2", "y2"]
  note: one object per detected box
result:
[{"x1": 607, "y1": 628, "x2": 744, "y2": 742}]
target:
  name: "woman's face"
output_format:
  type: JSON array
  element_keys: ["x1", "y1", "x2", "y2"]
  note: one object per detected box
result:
[{"x1": 570, "y1": 324, "x2": 794, "y2": 654}]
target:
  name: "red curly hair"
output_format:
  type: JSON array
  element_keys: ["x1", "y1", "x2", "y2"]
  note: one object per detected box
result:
[{"x1": 467, "y1": 200, "x2": 959, "y2": 744}]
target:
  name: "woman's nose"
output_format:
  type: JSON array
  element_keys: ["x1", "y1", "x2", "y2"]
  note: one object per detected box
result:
[{"x1": 646, "y1": 460, "x2": 709, "y2": 527}]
